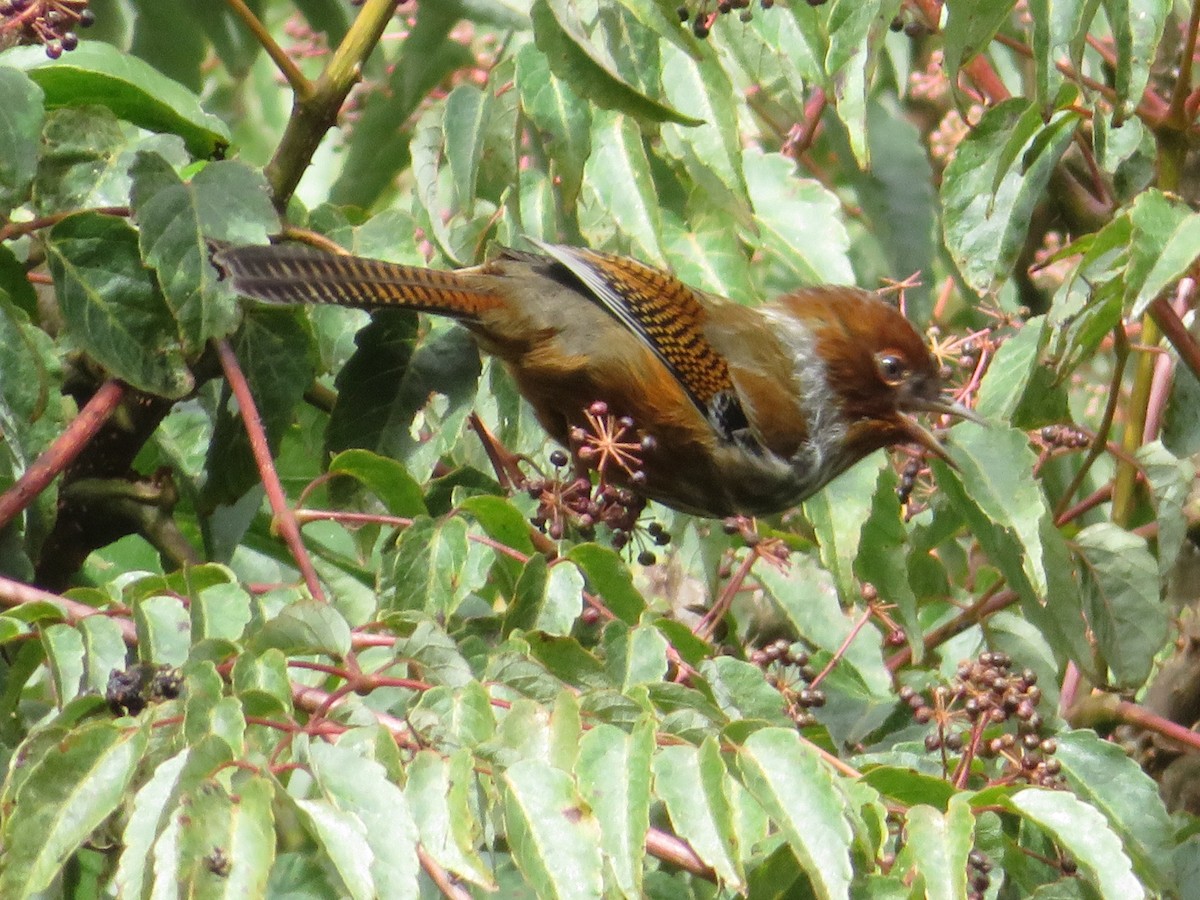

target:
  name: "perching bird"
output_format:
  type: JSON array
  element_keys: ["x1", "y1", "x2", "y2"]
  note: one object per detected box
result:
[{"x1": 210, "y1": 240, "x2": 975, "y2": 517}]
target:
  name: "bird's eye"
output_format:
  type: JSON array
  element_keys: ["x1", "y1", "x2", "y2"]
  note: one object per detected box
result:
[{"x1": 875, "y1": 352, "x2": 908, "y2": 386}]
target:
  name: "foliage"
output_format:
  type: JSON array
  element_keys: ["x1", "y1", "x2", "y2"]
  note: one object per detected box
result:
[{"x1": 0, "y1": 0, "x2": 1198, "y2": 897}]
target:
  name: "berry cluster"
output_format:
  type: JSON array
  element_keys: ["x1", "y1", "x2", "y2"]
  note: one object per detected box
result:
[
  {"x1": 0, "y1": 0, "x2": 94, "y2": 58},
  {"x1": 901, "y1": 651, "x2": 1064, "y2": 788},
  {"x1": 106, "y1": 663, "x2": 183, "y2": 716},
  {"x1": 966, "y1": 849, "x2": 993, "y2": 900},
  {"x1": 896, "y1": 455, "x2": 924, "y2": 506},
  {"x1": 525, "y1": 403, "x2": 670, "y2": 563},
  {"x1": 1040, "y1": 423, "x2": 1090, "y2": 450},
  {"x1": 675, "y1": 0, "x2": 776, "y2": 39},
  {"x1": 750, "y1": 638, "x2": 826, "y2": 728}
]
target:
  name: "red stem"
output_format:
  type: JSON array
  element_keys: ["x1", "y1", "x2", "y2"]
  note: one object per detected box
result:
[
  {"x1": 0, "y1": 379, "x2": 125, "y2": 530},
  {"x1": 215, "y1": 339, "x2": 326, "y2": 602}
]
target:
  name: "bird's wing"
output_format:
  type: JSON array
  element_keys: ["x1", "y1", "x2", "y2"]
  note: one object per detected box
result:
[{"x1": 529, "y1": 240, "x2": 747, "y2": 437}]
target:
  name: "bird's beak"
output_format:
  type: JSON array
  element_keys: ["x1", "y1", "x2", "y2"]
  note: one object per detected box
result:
[
  {"x1": 898, "y1": 395, "x2": 985, "y2": 466},
  {"x1": 905, "y1": 395, "x2": 987, "y2": 426}
]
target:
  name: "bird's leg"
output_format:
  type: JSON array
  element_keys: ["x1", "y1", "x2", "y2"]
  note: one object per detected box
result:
[{"x1": 467, "y1": 412, "x2": 526, "y2": 491}]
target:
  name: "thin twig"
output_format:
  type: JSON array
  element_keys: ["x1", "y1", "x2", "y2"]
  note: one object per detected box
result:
[
  {"x1": 224, "y1": 0, "x2": 313, "y2": 99},
  {"x1": 0, "y1": 575, "x2": 137, "y2": 643},
  {"x1": 216, "y1": 339, "x2": 326, "y2": 602},
  {"x1": 1053, "y1": 325, "x2": 1127, "y2": 521},
  {"x1": 0, "y1": 379, "x2": 125, "y2": 530},
  {"x1": 1149, "y1": 289, "x2": 1200, "y2": 385}
]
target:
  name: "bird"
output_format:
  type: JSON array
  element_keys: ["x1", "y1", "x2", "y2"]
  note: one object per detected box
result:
[{"x1": 209, "y1": 239, "x2": 978, "y2": 518}]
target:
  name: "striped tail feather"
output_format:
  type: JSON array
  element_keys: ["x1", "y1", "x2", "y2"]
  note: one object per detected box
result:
[{"x1": 209, "y1": 242, "x2": 504, "y2": 319}]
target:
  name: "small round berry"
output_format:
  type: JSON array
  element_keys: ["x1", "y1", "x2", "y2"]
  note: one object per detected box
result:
[
  {"x1": 45, "y1": 41, "x2": 63, "y2": 60},
  {"x1": 549, "y1": 449, "x2": 568, "y2": 467},
  {"x1": 588, "y1": 401, "x2": 608, "y2": 416},
  {"x1": 80, "y1": 9, "x2": 96, "y2": 27},
  {"x1": 677, "y1": 4, "x2": 689, "y2": 20},
  {"x1": 637, "y1": 550, "x2": 656, "y2": 566}
]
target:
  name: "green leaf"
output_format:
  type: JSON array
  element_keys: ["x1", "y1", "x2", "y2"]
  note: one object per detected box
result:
[
  {"x1": 115, "y1": 737, "x2": 237, "y2": 896},
  {"x1": 932, "y1": 423, "x2": 1054, "y2": 606},
  {"x1": 291, "y1": 796, "x2": 376, "y2": 900},
  {"x1": 605, "y1": 622, "x2": 669, "y2": 690},
  {"x1": 516, "y1": 42, "x2": 591, "y2": 209},
  {"x1": 133, "y1": 594, "x2": 192, "y2": 665},
  {"x1": 327, "y1": 316, "x2": 481, "y2": 477},
  {"x1": 327, "y1": 449, "x2": 428, "y2": 517},
  {"x1": 566, "y1": 543, "x2": 646, "y2": 624},
  {"x1": 942, "y1": 0, "x2": 1018, "y2": 91},
  {"x1": 899, "y1": 797, "x2": 975, "y2": 900},
  {"x1": 744, "y1": 149, "x2": 854, "y2": 287},
  {"x1": 33, "y1": 107, "x2": 185, "y2": 213},
  {"x1": 308, "y1": 742, "x2": 421, "y2": 899},
  {"x1": 46, "y1": 213, "x2": 193, "y2": 398},
  {"x1": 391, "y1": 618, "x2": 474, "y2": 687},
  {"x1": 1008, "y1": 787, "x2": 1144, "y2": 900},
  {"x1": 232, "y1": 648, "x2": 293, "y2": 718},
  {"x1": 942, "y1": 101, "x2": 1078, "y2": 293},
  {"x1": 579, "y1": 110, "x2": 665, "y2": 262},
  {"x1": 79, "y1": 615, "x2": 129, "y2": 694},
  {"x1": 859, "y1": 766, "x2": 957, "y2": 810},
  {"x1": 41, "y1": 623, "x2": 84, "y2": 706},
  {"x1": 855, "y1": 465, "x2": 921, "y2": 657},
  {"x1": 0, "y1": 721, "x2": 148, "y2": 896},
  {"x1": 662, "y1": 212, "x2": 755, "y2": 300},
  {"x1": 502, "y1": 757, "x2": 604, "y2": 898},
  {"x1": 167, "y1": 772, "x2": 274, "y2": 896},
  {"x1": 131, "y1": 154, "x2": 273, "y2": 352},
  {"x1": 251, "y1": 599, "x2": 352, "y2": 658},
  {"x1": 1028, "y1": 0, "x2": 1095, "y2": 110},
  {"x1": 530, "y1": 0, "x2": 702, "y2": 126},
  {"x1": 734, "y1": 728, "x2": 853, "y2": 900},
  {"x1": 1131, "y1": 210, "x2": 1200, "y2": 316},
  {"x1": 404, "y1": 749, "x2": 495, "y2": 888},
  {"x1": 862, "y1": 96, "x2": 937, "y2": 320},
  {"x1": 1073, "y1": 523, "x2": 1166, "y2": 688},
  {"x1": 1054, "y1": 729, "x2": 1175, "y2": 891},
  {"x1": 700, "y1": 656, "x2": 791, "y2": 724},
  {"x1": 756, "y1": 555, "x2": 891, "y2": 699},
  {"x1": 0, "y1": 41, "x2": 230, "y2": 157},
  {"x1": 804, "y1": 454, "x2": 882, "y2": 604},
  {"x1": 505, "y1": 556, "x2": 585, "y2": 636},
  {"x1": 577, "y1": 722, "x2": 653, "y2": 898},
  {"x1": 460, "y1": 494, "x2": 536, "y2": 556},
  {"x1": 444, "y1": 83, "x2": 492, "y2": 210},
  {"x1": 0, "y1": 67, "x2": 43, "y2": 214},
  {"x1": 659, "y1": 43, "x2": 747, "y2": 202},
  {"x1": 652, "y1": 739, "x2": 744, "y2": 890},
  {"x1": 388, "y1": 516, "x2": 490, "y2": 618},
  {"x1": 410, "y1": 681, "x2": 497, "y2": 749},
  {"x1": 184, "y1": 660, "x2": 246, "y2": 755},
  {"x1": 1101, "y1": 0, "x2": 1169, "y2": 124},
  {"x1": 1138, "y1": 441, "x2": 1194, "y2": 578}
]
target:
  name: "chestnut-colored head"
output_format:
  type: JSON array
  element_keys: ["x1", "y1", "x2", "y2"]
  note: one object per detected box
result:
[{"x1": 776, "y1": 287, "x2": 970, "y2": 464}]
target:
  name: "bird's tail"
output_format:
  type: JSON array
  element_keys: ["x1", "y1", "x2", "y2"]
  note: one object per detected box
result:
[{"x1": 209, "y1": 242, "x2": 505, "y2": 319}]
